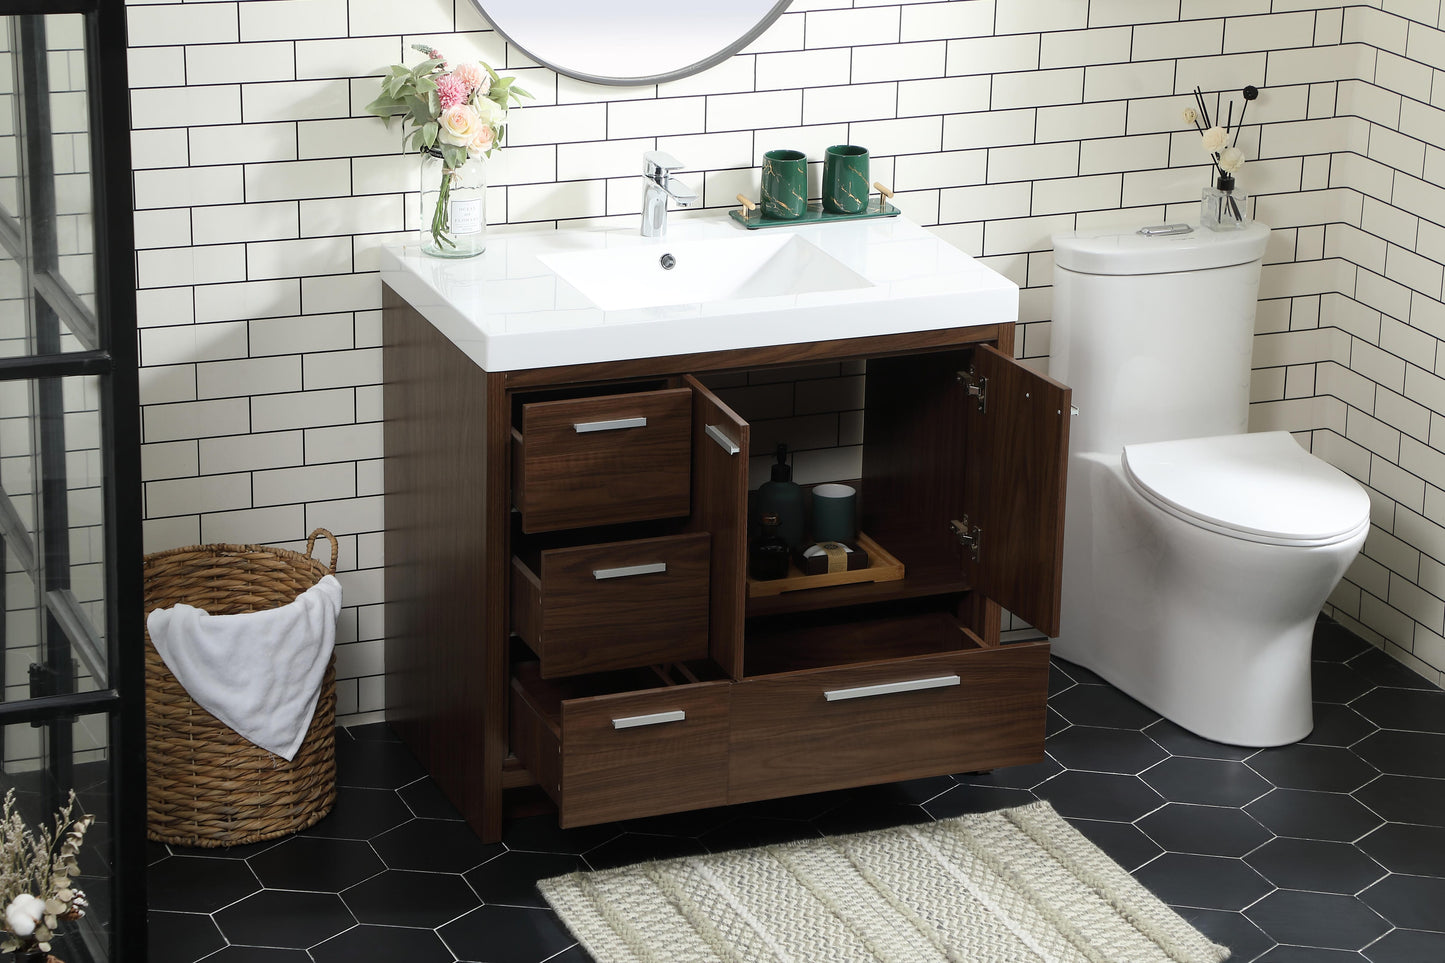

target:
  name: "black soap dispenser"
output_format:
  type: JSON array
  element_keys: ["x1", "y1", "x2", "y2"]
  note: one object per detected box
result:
[{"x1": 755, "y1": 443, "x2": 804, "y2": 551}]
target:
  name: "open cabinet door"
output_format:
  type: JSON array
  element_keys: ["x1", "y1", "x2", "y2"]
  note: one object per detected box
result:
[
  {"x1": 963, "y1": 345, "x2": 1071, "y2": 637},
  {"x1": 685, "y1": 376, "x2": 749, "y2": 679}
]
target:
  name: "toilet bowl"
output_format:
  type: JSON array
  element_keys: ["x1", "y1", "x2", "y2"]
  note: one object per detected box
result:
[{"x1": 1050, "y1": 222, "x2": 1371, "y2": 747}]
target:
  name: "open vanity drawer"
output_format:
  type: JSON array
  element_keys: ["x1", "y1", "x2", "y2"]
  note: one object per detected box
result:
[
  {"x1": 511, "y1": 532, "x2": 711, "y2": 677},
  {"x1": 728, "y1": 612, "x2": 1049, "y2": 804},
  {"x1": 511, "y1": 662, "x2": 730, "y2": 828},
  {"x1": 512, "y1": 387, "x2": 692, "y2": 532}
]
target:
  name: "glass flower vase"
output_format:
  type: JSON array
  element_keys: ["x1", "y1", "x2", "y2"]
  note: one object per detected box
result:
[
  {"x1": 1201, "y1": 174, "x2": 1248, "y2": 231},
  {"x1": 419, "y1": 149, "x2": 486, "y2": 258}
]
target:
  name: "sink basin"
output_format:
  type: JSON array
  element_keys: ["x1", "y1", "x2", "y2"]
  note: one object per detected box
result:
[{"x1": 539, "y1": 233, "x2": 872, "y2": 311}]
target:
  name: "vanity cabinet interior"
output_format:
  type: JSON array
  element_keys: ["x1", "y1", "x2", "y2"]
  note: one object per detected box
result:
[{"x1": 383, "y1": 287, "x2": 1070, "y2": 843}]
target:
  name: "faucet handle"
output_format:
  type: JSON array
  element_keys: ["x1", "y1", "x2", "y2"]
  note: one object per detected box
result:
[{"x1": 643, "y1": 150, "x2": 683, "y2": 176}]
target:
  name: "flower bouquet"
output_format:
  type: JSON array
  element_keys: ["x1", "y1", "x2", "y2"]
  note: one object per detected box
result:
[
  {"x1": 366, "y1": 45, "x2": 532, "y2": 257},
  {"x1": 0, "y1": 790, "x2": 93, "y2": 961},
  {"x1": 1183, "y1": 84, "x2": 1258, "y2": 230}
]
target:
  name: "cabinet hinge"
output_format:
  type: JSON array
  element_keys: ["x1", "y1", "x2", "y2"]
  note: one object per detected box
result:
[
  {"x1": 956, "y1": 368, "x2": 986, "y2": 412},
  {"x1": 949, "y1": 518, "x2": 981, "y2": 561}
]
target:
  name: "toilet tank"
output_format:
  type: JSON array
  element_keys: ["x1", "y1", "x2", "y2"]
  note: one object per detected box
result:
[{"x1": 1051, "y1": 221, "x2": 1271, "y2": 457}]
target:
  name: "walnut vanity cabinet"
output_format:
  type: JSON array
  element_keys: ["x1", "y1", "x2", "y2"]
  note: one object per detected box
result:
[{"x1": 383, "y1": 287, "x2": 1071, "y2": 843}]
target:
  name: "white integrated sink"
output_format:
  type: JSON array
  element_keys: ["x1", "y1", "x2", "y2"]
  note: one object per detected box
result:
[
  {"x1": 379, "y1": 214, "x2": 1020, "y2": 371},
  {"x1": 539, "y1": 233, "x2": 872, "y2": 311}
]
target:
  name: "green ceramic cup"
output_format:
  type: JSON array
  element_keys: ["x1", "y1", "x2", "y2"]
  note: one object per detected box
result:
[
  {"x1": 760, "y1": 149, "x2": 808, "y2": 220},
  {"x1": 822, "y1": 144, "x2": 870, "y2": 215}
]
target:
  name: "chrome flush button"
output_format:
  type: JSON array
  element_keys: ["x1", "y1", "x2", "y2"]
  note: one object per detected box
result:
[{"x1": 1137, "y1": 223, "x2": 1193, "y2": 237}]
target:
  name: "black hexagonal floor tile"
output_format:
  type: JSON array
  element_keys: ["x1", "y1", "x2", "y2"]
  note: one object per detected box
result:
[
  {"x1": 397, "y1": 777, "x2": 466, "y2": 820},
  {"x1": 1254, "y1": 945, "x2": 1367, "y2": 961},
  {"x1": 373, "y1": 817, "x2": 506, "y2": 873},
  {"x1": 151, "y1": 909, "x2": 225, "y2": 961},
  {"x1": 248, "y1": 835, "x2": 385, "y2": 892},
  {"x1": 147, "y1": 854, "x2": 260, "y2": 912},
  {"x1": 1048, "y1": 682, "x2": 1161, "y2": 729},
  {"x1": 464, "y1": 850, "x2": 588, "y2": 907},
  {"x1": 1245, "y1": 837, "x2": 1387, "y2": 893},
  {"x1": 1142, "y1": 756, "x2": 1273, "y2": 807},
  {"x1": 1248, "y1": 744, "x2": 1379, "y2": 793},
  {"x1": 1313, "y1": 661, "x2": 1376, "y2": 704},
  {"x1": 1245, "y1": 890, "x2": 1390, "y2": 950},
  {"x1": 304, "y1": 785, "x2": 413, "y2": 840},
  {"x1": 619, "y1": 804, "x2": 734, "y2": 838},
  {"x1": 1033, "y1": 770, "x2": 1165, "y2": 822},
  {"x1": 956, "y1": 755, "x2": 1062, "y2": 790},
  {"x1": 1045, "y1": 705, "x2": 1070, "y2": 737},
  {"x1": 1246, "y1": 788, "x2": 1384, "y2": 842},
  {"x1": 1314, "y1": 619, "x2": 1373, "y2": 661},
  {"x1": 439, "y1": 905, "x2": 577, "y2": 963},
  {"x1": 1048, "y1": 661, "x2": 1077, "y2": 695},
  {"x1": 1064, "y1": 817, "x2": 1162, "y2": 872},
  {"x1": 213, "y1": 889, "x2": 356, "y2": 949},
  {"x1": 1143, "y1": 719, "x2": 1256, "y2": 761},
  {"x1": 1137, "y1": 803, "x2": 1273, "y2": 857},
  {"x1": 1353, "y1": 773, "x2": 1445, "y2": 827},
  {"x1": 1351, "y1": 686, "x2": 1445, "y2": 733},
  {"x1": 312, "y1": 923, "x2": 455, "y2": 962},
  {"x1": 1047, "y1": 725, "x2": 1169, "y2": 774},
  {"x1": 924, "y1": 784, "x2": 1038, "y2": 819},
  {"x1": 333, "y1": 735, "x2": 428, "y2": 790},
  {"x1": 1354, "y1": 731, "x2": 1445, "y2": 778},
  {"x1": 343, "y1": 868, "x2": 485, "y2": 927},
  {"x1": 1349, "y1": 648, "x2": 1439, "y2": 690},
  {"x1": 501, "y1": 814, "x2": 619, "y2": 855},
  {"x1": 202, "y1": 947, "x2": 312, "y2": 963},
  {"x1": 1302, "y1": 703, "x2": 1378, "y2": 747},
  {"x1": 1051, "y1": 657, "x2": 1108, "y2": 686},
  {"x1": 1131, "y1": 853, "x2": 1272, "y2": 911},
  {"x1": 584, "y1": 832, "x2": 708, "y2": 870},
  {"x1": 1174, "y1": 907, "x2": 1275, "y2": 963},
  {"x1": 1361, "y1": 873, "x2": 1445, "y2": 930},
  {"x1": 697, "y1": 815, "x2": 822, "y2": 853},
  {"x1": 1364, "y1": 927, "x2": 1445, "y2": 962},
  {"x1": 1358, "y1": 823, "x2": 1445, "y2": 877}
]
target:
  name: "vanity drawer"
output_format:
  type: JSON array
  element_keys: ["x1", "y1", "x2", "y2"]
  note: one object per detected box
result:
[
  {"x1": 728, "y1": 637, "x2": 1049, "y2": 805},
  {"x1": 511, "y1": 663, "x2": 730, "y2": 828},
  {"x1": 511, "y1": 532, "x2": 711, "y2": 678},
  {"x1": 513, "y1": 387, "x2": 692, "y2": 532}
]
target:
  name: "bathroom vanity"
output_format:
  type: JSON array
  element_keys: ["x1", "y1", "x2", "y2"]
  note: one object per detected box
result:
[{"x1": 380, "y1": 216, "x2": 1070, "y2": 842}]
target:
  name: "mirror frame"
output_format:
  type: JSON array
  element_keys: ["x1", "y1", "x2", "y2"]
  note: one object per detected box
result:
[{"x1": 471, "y1": 0, "x2": 794, "y2": 87}]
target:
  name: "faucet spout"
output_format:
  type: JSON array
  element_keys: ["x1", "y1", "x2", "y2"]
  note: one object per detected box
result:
[{"x1": 640, "y1": 150, "x2": 697, "y2": 237}]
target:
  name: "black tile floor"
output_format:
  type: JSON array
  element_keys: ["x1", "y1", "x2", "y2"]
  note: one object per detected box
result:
[{"x1": 152, "y1": 617, "x2": 1445, "y2": 962}]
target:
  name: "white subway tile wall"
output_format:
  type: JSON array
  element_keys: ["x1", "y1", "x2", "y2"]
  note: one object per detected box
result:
[{"x1": 129, "y1": 0, "x2": 1445, "y2": 721}]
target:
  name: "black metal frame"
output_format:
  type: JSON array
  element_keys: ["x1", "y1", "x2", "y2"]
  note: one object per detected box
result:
[{"x1": 0, "y1": 0, "x2": 143, "y2": 959}]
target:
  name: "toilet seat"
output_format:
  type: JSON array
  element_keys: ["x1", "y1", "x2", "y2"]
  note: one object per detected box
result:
[{"x1": 1122, "y1": 431, "x2": 1371, "y2": 547}]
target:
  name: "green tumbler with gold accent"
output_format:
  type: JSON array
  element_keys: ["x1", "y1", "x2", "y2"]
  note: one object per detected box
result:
[
  {"x1": 822, "y1": 144, "x2": 870, "y2": 215},
  {"x1": 760, "y1": 149, "x2": 807, "y2": 220}
]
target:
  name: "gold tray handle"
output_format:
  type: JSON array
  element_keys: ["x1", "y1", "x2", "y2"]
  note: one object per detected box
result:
[
  {"x1": 736, "y1": 193, "x2": 758, "y2": 221},
  {"x1": 874, "y1": 182, "x2": 895, "y2": 209}
]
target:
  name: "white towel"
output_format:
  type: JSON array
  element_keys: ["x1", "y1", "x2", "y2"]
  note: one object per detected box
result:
[{"x1": 147, "y1": 575, "x2": 343, "y2": 761}]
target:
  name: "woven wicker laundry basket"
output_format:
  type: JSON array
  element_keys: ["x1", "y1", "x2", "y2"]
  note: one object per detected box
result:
[{"x1": 143, "y1": 528, "x2": 339, "y2": 847}]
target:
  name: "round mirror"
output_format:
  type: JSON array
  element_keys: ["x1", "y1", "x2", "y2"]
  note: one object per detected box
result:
[{"x1": 472, "y1": 0, "x2": 793, "y2": 86}]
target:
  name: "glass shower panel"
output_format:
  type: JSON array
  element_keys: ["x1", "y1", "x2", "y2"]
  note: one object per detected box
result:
[{"x1": 44, "y1": 14, "x2": 94, "y2": 321}]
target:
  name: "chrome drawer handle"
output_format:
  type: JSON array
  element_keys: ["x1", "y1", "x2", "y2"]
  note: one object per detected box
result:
[
  {"x1": 593, "y1": 562, "x2": 667, "y2": 580},
  {"x1": 574, "y1": 416, "x2": 647, "y2": 433},
  {"x1": 705, "y1": 423, "x2": 740, "y2": 455},
  {"x1": 612, "y1": 709, "x2": 686, "y2": 730},
  {"x1": 824, "y1": 674, "x2": 962, "y2": 702}
]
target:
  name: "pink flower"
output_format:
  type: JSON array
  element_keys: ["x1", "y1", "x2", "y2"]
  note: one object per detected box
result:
[
  {"x1": 452, "y1": 62, "x2": 489, "y2": 96},
  {"x1": 468, "y1": 124, "x2": 496, "y2": 157},
  {"x1": 436, "y1": 75, "x2": 469, "y2": 110}
]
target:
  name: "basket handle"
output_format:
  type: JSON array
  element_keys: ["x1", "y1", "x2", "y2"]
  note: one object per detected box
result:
[{"x1": 306, "y1": 528, "x2": 339, "y2": 572}]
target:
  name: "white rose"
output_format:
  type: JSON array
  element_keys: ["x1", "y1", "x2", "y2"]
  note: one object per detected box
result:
[
  {"x1": 1218, "y1": 146, "x2": 1246, "y2": 174},
  {"x1": 5, "y1": 894, "x2": 44, "y2": 937},
  {"x1": 1201, "y1": 126, "x2": 1228, "y2": 153},
  {"x1": 438, "y1": 104, "x2": 483, "y2": 147},
  {"x1": 473, "y1": 96, "x2": 506, "y2": 128}
]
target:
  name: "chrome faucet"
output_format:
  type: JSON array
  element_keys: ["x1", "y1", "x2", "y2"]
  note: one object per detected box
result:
[{"x1": 640, "y1": 150, "x2": 698, "y2": 237}]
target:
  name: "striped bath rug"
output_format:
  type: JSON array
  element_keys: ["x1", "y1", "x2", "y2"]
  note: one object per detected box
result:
[{"x1": 539, "y1": 801, "x2": 1229, "y2": 963}]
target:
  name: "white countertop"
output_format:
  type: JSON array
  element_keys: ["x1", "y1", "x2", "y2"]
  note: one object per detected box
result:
[{"x1": 379, "y1": 213, "x2": 1019, "y2": 372}]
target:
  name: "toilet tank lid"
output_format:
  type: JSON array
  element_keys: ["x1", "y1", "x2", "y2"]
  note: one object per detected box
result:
[
  {"x1": 1122, "y1": 431, "x2": 1371, "y2": 544},
  {"x1": 1053, "y1": 221, "x2": 1271, "y2": 275}
]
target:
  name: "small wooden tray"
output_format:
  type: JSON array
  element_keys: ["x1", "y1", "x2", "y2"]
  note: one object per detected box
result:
[{"x1": 746, "y1": 531, "x2": 905, "y2": 597}]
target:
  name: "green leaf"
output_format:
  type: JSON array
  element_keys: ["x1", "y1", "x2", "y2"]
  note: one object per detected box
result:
[
  {"x1": 443, "y1": 145, "x2": 468, "y2": 169},
  {"x1": 411, "y1": 57, "x2": 443, "y2": 78},
  {"x1": 421, "y1": 121, "x2": 438, "y2": 148},
  {"x1": 427, "y1": 88, "x2": 441, "y2": 116},
  {"x1": 509, "y1": 83, "x2": 534, "y2": 102}
]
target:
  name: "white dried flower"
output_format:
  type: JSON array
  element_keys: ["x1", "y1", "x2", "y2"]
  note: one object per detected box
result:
[
  {"x1": 4, "y1": 894, "x2": 43, "y2": 938},
  {"x1": 1182, "y1": 107, "x2": 1198, "y2": 124},
  {"x1": 1201, "y1": 126, "x2": 1228, "y2": 153},
  {"x1": 1218, "y1": 146, "x2": 1246, "y2": 173}
]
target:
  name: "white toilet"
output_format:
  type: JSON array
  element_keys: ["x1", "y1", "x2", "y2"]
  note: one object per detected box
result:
[{"x1": 1050, "y1": 222, "x2": 1371, "y2": 747}]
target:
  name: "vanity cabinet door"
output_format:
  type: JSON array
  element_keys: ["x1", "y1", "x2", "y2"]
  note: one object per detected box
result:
[
  {"x1": 963, "y1": 345, "x2": 1071, "y2": 637},
  {"x1": 684, "y1": 375, "x2": 749, "y2": 680},
  {"x1": 513, "y1": 387, "x2": 692, "y2": 532}
]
